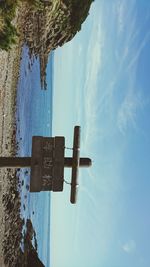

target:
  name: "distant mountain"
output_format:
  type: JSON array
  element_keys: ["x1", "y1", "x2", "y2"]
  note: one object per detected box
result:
[{"x1": 23, "y1": 0, "x2": 94, "y2": 88}]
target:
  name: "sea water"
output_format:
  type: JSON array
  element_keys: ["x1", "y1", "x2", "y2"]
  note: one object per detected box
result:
[{"x1": 16, "y1": 45, "x2": 53, "y2": 267}]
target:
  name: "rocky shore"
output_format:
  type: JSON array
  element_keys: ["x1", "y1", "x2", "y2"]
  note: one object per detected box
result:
[
  {"x1": 0, "y1": 40, "x2": 22, "y2": 267},
  {"x1": 0, "y1": 48, "x2": 20, "y2": 259},
  {"x1": 0, "y1": 42, "x2": 44, "y2": 267},
  {"x1": 23, "y1": 0, "x2": 94, "y2": 88},
  {"x1": 0, "y1": 3, "x2": 40, "y2": 266},
  {"x1": 2, "y1": 170, "x2": 24, "y2": 266},
  {"x1": 1, "y1": 165, "x2": 42, "y2": 266}
]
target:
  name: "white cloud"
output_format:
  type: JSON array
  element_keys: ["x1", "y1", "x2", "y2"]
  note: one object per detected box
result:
[
  {"x1": 127, "y1": 30, "x2": 150, "y2": 70},
  {"x1": 116, "y1": 0, "x2": 127, "y2": 34},
  {"x1": 116, "y1": 0, "x2": 136, "y2": 35},
  {"x1": 77, "y1": 0, "x2": 149, "y2": 147},
  {"x1": 81, "y1": 21, "x2": 104, "y2": 151},
  {"x1": 122, "y1": 239, "x2": 136, "y2": 253},
  {"x1": 117, "y1": 91, "x2": 144, "y2": 134},
  {"x1": 82, "y1": 0, "x2": 140, "y2": 146}
]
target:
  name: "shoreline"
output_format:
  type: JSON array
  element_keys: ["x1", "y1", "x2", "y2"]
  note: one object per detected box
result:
[
  {"x1": 0, "y1": 4, "x2": 27, "y2": 266},
  {"x1": 0, "y1": 4, "x2": 46, "y2": 266},
  {"x1": 0, "y1": 42, "x2": 22, "y2": 267}
]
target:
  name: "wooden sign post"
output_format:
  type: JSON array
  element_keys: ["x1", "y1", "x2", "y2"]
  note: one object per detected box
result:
[{"x1": 0, "y1": 126, "x2": 92, "y2": 203}]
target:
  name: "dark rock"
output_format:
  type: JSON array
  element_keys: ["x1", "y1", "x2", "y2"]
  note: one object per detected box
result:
[{"x1": 26, "y1": 184, "x2": 30, "y2": 190}]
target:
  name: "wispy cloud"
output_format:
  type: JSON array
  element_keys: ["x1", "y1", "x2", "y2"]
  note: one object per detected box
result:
[
  {"x1": 127, "y1": 30, "x2": 150, "y2": 70},
  {"x1": 81, "y1": 0, "x2": 139, "y2": 147},
  {"x1": 122, "y1": 239, "x2": 136, "y2": 253},
  {"x1": 77, "y1": 0, "x2": 149, "y2": 147},
  {"x1": 81, "y1": 18, "x2": 104, "y2": 151},
  {"x1": 117, "y1": 91, "x2": 144, "y2": 134},
  {"x1": 116, "y1": 0, "x2": 137, "y2": 36},
  {"x1": 116, "y1": 0, "x2": 127, "y2": 34}
]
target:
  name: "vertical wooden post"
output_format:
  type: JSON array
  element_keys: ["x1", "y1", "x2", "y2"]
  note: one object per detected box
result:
[{"x1": 70, "y1": 126, "x2": 80, "y2": 204}]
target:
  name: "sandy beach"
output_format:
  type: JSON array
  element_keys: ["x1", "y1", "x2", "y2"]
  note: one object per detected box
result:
[{"x1": 0, "y1": 6, "x2": 25, "y2": 266}]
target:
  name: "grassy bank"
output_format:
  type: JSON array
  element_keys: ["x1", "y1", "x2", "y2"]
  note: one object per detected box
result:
[{"x1": 0, "y1": 0, "x2": 43, "y2": 51}]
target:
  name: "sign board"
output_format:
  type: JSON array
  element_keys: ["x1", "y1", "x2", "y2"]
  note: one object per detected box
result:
[{"x1": 30, "y1": 136, "x2": 65, "y2": 192}]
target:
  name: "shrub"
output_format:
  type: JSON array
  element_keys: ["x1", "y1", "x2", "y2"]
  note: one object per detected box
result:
[{"x1": 0, "y1": 0, "x2": 44, "y2": 51}]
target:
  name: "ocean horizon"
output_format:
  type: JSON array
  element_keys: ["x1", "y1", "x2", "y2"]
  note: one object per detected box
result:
[{"x1": 16, "y1": 45, "x2": 53, "y2": 267}]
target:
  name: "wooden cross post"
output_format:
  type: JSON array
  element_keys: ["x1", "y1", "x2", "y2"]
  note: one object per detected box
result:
[{"x1": 0, "y1": 126, "x2": 92, "y2": 204}]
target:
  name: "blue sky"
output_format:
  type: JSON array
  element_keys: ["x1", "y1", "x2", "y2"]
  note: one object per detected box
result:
[{"x1": 50, "y1": 1, "x2": 150, "y2": 266}]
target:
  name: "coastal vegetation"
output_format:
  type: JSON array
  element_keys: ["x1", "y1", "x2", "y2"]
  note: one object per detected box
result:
[
  {"x1": 0, "y1": 0, "x2": 43, "y2": 50},
  {"x1": 0, "y1": 1, "x2": 18, "y2": 50},
  {"x1": 0, "y1": 0, "x2": 94, "y2": 85}
]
